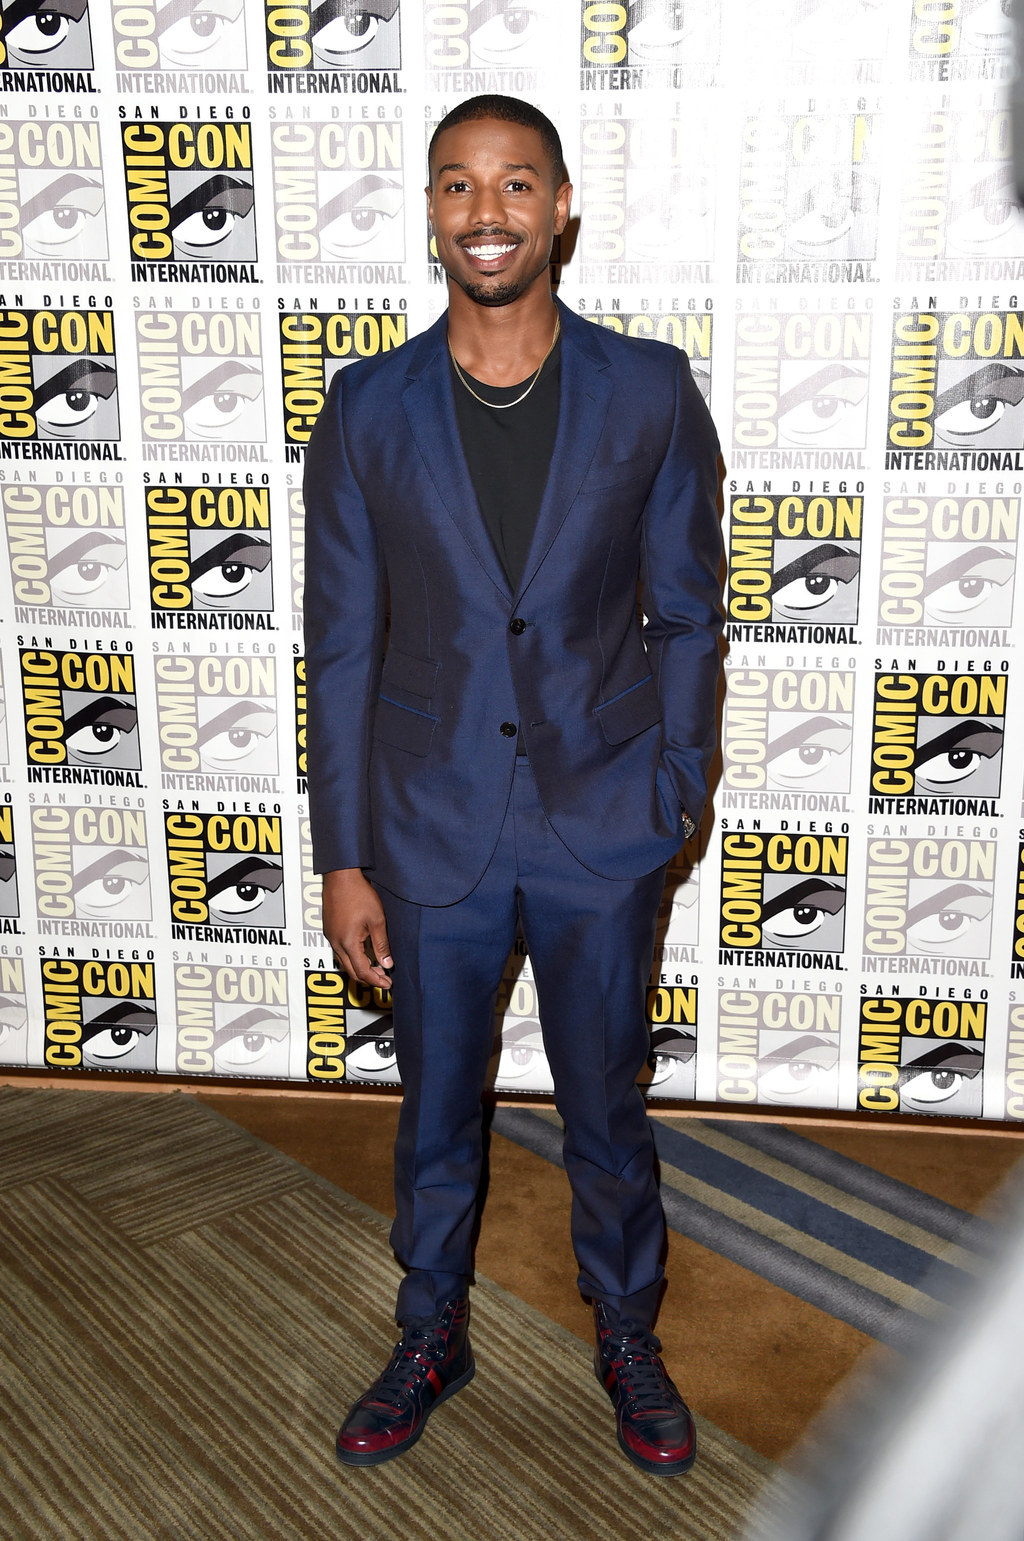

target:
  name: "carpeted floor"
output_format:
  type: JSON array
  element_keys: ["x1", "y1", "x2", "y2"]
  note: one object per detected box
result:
[{"x1": 0, "y1": 1088, "x2": 773, "y2": 1541}]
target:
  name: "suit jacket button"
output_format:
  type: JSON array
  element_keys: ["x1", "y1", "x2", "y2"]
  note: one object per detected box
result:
[
  {"x1": 500, "y1": 721, "x2": 517, "y2": 737},
  {"x1": 509, "y1": 618, "x2": 526, "y2": 635}
]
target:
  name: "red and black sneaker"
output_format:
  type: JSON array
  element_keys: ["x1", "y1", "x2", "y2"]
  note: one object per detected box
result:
[
  {"x1": 336, "y1": 1297, "x2": 475, "y2": 1467},
  {"x1": 593, "y1": 1302, "x2": 696, "y2": 1477}
]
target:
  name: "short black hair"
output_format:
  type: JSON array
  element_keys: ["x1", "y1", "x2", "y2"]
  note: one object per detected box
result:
[{"x1": 428, "y1": 95, "x2": 565, "y2": 186}]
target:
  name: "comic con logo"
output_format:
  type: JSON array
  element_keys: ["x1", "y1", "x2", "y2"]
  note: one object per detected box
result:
[
  {"x1": 718, "y1": 829, "x2": 848, "y2": 965},
  {"x1": 858, "y1": 992, "x2": 986, "y2": 1117},
  {"x1": 155, "y1": 653, "x2": 278, "y2": 782},
  {"x1": 0, "y1": 0, "x2": 94, "y2": 74},
  {"x1": 577, "y1": 113, "x2": 715, "y2": 271},
  {"x1": 264, "y1": 0, "x2": 399, "y2": 73},
  {"x1": 136, "y1": 310, "x2": 264, "y2": 445},
  {"x1": 909, "y1": 0, "x2": 1011, "y2": 80},
  {"x1": 717, "y1": 990, "x2": 841, "y2": 1108},
  {"x1": 898, "y1": 108, "x2": 1022, "y2": 278},
  {"x1": 41, "y1": 957, "x2": 157, "y2": 1072},
  {"x1": 0, "y1": 120, "x2": 106, "y2": 273},
  {"x1": 726, "y1": 493, "x2": 861, "y2": 640},
  {"x1": 20, "y1": 649, "x2": 140, "y2": 778},
  {"x1": 111, "y1": 0, "x2": 248, "y2": 73},
  {"x1": 0, "y1": 310, "x2": 118, "y2": 443},
  {"x1": 121, "y1": 119, "x2": 255, "y2": 281},
  {"x1": 722, "y1": 668, "x2": 854, "y2": 800},
  {"x1": 305, "y1": 968, "x2": 392, "y2": 1084},
  {"x1": 279, "y1": 309, "x2": 406, "y2": 448},
  {"x1": 424, "y1": 0, "x2": 556, "y2": 73},
  {"x1": 174, "y1": 964, "x2": 289, "y2": 1077},
  {"x1": 582, "y1": 309, "x2": 711, "y2": 400},
  {"x1": 163, "y1": 810, "x2": 285, "y2": 940},
  {"x1": 863, "y1": 838, "x2": 994, "y2": 965},
  {"x1": 877, "y1": 495, "x2": 1017, "y2": 644},
  {"x1": 888, "y1": 311, "x2": 1024, "y2": 468},
  {"x1": 737, "y1": 111, "x2": 879, "y2": 282},
  {"x1": 271, "y1": 119, "x2": 403, "y2": 272},
  {"x1": 294, "y1": 654, "x2": 305, "y2": 792},
  {"x1": 3, "y1": 483, "x2": 128, "y2": 622},
  {"x1": 0, "y1": 804, "x2": 19, "y2": 925},
  {"x1": 869, "y1": 670, "x2": 1005, "y2": 811},
  {"x1": 732, "y1": 312, "x2": 870, "y2": 464},
  {"x1": 579, "y1": 0, "x2": 720, "y2": 79},
  {"x1": 146, "y1": 485, "x2": 272, "y2": 628},
  {"x1": 31, "y1": 803, "x2": 150, "y2": 932},
  {"x1": 0, "y1": 958, "x2": 28, "y2": 1065}
]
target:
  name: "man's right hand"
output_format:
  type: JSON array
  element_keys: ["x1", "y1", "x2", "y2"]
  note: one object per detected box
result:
[{"x1": 321, "y1": 867, "x2": 393, "y2": 989}]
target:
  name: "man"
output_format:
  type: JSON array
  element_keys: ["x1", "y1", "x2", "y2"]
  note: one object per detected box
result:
[{"x1": 303, "y1": 95, "x2": 722, "y2": 1477}]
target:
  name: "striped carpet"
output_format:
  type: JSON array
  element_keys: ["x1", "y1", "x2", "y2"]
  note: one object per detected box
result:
[
  {"x1": 0, "y1": 1089, "x2": 773, "y2": 1541},
  {"x1": 495, "y1": 1109, "x2": 999, "y2": 1349}
]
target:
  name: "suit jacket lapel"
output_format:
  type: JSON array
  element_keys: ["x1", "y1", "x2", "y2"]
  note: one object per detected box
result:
[
  {"x1": 402, "y1": 318, "x2": 512, "y2": 599},
  {"x1": 515, "y1": 304, "x2": 612, "y2": 601}
]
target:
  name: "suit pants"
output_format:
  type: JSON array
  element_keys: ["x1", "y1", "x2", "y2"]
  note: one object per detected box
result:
[{"x1": 378, "y1": 755, "x2": 668, "y2": 1326}]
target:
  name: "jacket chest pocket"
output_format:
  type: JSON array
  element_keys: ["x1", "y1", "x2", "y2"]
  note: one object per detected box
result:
[{"x1": 373, "y1": 647, "x2": 440, "y2": 757}]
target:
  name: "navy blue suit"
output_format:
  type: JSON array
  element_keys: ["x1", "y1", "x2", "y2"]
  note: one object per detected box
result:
[{"x1": 304, "y1": 301, "x2": 722, "y2": 1322}]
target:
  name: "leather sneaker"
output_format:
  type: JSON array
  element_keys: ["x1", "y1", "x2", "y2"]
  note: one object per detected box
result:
[
  {"x1": 593, "y1": 1302, "x2": 696, "y2": 1476},
  {"x1": 336, "y1": 1297, "x2": 475, "y2": 1467}
]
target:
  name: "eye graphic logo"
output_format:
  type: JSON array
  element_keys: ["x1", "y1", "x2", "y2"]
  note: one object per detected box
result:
[
  {"x1": 0, "y1": 310, "x2": 118, "y2": 444},
  {"x1": 732, "y1": 312, "x2": 871, "y2": 465},
  {"x1": 726, "y1": 493, "x2": 862, "y2": 641},
  {"x1": 859, "y1": 995, "x2": 986, "y2": 1118},
  {"x1": 112, "y1": 0, "x2": 248, "y2": 74},
  {"x1": 719, "y1": 830, "x2": 848, "y2": 965},
  {"x1": 578, "y1": 115, "x2": 715, "y2": 271},
  {"x1": 869, "y1": 671, "x2": 1006, "y2": 811},
  {"x1": 583, "y1": 310, "x2": 711, "y2": 402},
  {"x1": 425, "y1": 0, "x2": 558, "y2": 73},
  {"x1": 0, "y1": 121, "x2": 106, "y2": 274},
  {"x1": 909, "y1": 0, "x2": 1011, "y2": 81},
  {"x1": 41, "y1": 957, "x2": 157, "y2": 1073},
  {"x1": 0, "y1": 0, "x2": 93, "y2": 72},
  {"x1": 643, "y1": 984, "x2": 697, "y2": 1100},
  {"x1": 580, "y1": 0, "x2": 720, "y2": 82},
  {"x1": 265, "y1": 0, "x2": 400, "y2": 74},
  {"x1": 154, "y1": 653, "x2": 279, "y2": 783},
  {"x1": 164, "y1": 811, "x2": 285, "y2": 941},
  {"x1": 271, "y1": 120, "x2": 403, "y2": 271},
  {"x1": 136, "y1": 311, "x2": 264, "y2": 445},
  {"x1": 737, "y1": 112, "x2": 879, "y2": 282},
  {"x1": 122, "y1": 121, "x2": 256, "y2": 280},
  {"x1": 279, "y1": 310, "x2": 406, "y2": 449},
  {"x1": 863, "y1": 838, "x2": 995, "y2": 964},
  {"x1": 722, "y1": 668, "x2": 855, "y2": 800},
  {"x1": 877, "y1": 494, "x2": 1017, "y2": 644},
  {"x1": 717, "y1": 989, "x2": 841, "y2": 1107},
  {"x1": 0, "y1": 959, "x2": 27, "y2": 1066},
  {"x1": 4, "y1": 483, "x2": 128, "y2": 623},
  {"x1": 20, "y1": 650, "x2": 140, "y2": 781},
  {"x1": 31, "y1": 804, "x2": 151, "y2": 931},
  {"x1": 173, "y1": 966, "x2": 289, "y2": 1078}
]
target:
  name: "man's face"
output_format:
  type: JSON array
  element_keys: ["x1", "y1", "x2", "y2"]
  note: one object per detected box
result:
[{"x1": 426, "y1": 118, "x2": 571, "y2": 308}]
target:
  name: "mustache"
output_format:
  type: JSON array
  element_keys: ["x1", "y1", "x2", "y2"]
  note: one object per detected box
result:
[{"x1": 455, "y1": 227, "x2": 522, "y2": 246}]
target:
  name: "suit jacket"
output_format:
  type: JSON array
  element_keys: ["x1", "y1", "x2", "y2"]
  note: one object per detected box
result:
[{"x1": 303, "y1": 300, "x2": 723, "y2": 907}]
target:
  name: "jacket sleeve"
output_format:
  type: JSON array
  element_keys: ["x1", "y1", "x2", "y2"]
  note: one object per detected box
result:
[
  {"x1": 302, "y1": 367, "x2": 386, "y2": 874},
  {"x1": 640, "y1": 348, "x2": 724, "y2": 829}
]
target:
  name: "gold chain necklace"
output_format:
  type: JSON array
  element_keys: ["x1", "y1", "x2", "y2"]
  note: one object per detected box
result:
[{"x1": 448, "y1": 315, "x2": 560, "y2": 410}]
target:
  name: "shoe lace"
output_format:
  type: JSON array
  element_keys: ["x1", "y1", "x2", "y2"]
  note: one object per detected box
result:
[
  {"x1": 371, "y1": 1327, "x2": 448, "y2": 1408},
  {"x1": 604, "y1": 1330, "x2": 677, "y2": 1414}
]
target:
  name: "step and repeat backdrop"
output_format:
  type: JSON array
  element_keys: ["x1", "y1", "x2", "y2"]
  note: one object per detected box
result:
[{"x1": 2, "y1": 0, "x2": 1024, "y2": 1120}]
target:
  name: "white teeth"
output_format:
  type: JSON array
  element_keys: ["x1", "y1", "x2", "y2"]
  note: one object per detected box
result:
[{"x1": 464, "y1": 243, "x2": 515, "y2": 258}]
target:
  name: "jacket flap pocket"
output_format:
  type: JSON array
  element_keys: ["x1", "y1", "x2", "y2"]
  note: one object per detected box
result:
[
  {"x1": 381, "y1": 647, "x2": 440, "y2": 702},
  {"x1": 580, "y1": 450, "x2": 651, "y2": 493},
  {"x1": 373, "y1": 695, "x2": 437, "y2": 757},
  {"x1": 595, "y1": 676, "x2": 661, "y2": 746}
]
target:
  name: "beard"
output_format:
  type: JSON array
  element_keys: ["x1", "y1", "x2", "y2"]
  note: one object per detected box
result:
[{"x1": 447, "y1": 245, "x2": 553, "y2": 308}]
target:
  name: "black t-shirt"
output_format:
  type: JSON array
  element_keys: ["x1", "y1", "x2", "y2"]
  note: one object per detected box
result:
[{"x1": 449, "y1": 338, "x2": 560, "y2": 592}]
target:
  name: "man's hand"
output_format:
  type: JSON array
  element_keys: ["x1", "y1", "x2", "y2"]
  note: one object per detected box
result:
[{"x1": 321, "y1": 867, "x2": 393, "y2": 989}]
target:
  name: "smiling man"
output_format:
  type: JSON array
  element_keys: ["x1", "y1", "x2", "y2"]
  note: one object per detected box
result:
[{"x1": 303, "y1": 95, "x2": 723, "y2": 1478}]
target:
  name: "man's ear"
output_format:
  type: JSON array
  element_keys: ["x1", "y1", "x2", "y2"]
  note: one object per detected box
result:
[{"x1": 554, "y1": 181, "x2": 573, "y2": 236}]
